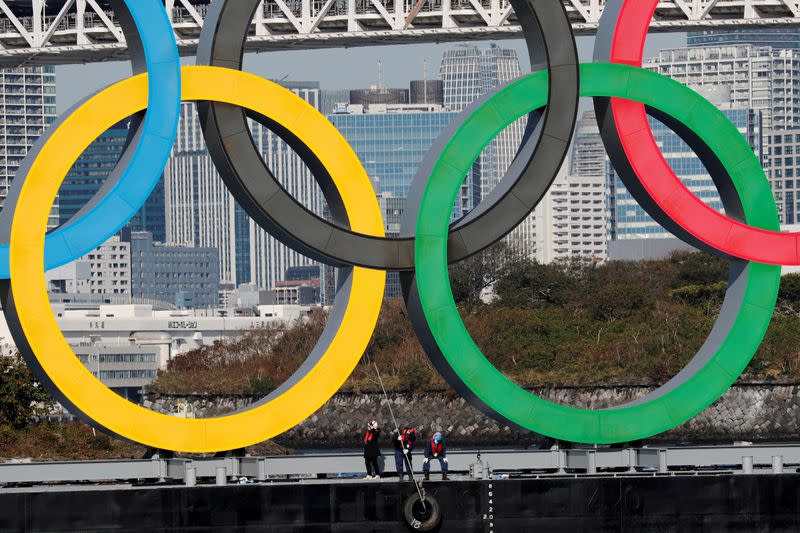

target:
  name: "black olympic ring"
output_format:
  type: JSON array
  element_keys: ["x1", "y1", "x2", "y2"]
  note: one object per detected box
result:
[{"x1": 195, "y1": 0, "x2": 579, "y2": 270}]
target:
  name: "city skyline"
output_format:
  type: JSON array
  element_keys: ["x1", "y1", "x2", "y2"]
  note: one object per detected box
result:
[
  {"x1": 53, "y1": 34, "x2": 686, "y2": 113},
  {"x1": 11, "y1": 30, "x2": 800, "y2": 310},
  {"x1": 164, "y1": 82, "x2": 323, "y2": 291}
]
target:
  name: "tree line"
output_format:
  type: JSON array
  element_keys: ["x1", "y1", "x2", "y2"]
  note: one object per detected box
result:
[{"x1": 153, "y1": 249, "x2": 800, "y2": 394}]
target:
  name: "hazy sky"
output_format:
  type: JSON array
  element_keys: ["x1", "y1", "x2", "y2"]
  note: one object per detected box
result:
[{"x1": 55, "y1": 33, "x2": 685, "y2": 113}]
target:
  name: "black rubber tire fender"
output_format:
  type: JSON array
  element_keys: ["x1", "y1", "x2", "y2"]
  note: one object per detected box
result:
[{"x1": 403, "y1": 492, "x2": 441, "y2": 531}]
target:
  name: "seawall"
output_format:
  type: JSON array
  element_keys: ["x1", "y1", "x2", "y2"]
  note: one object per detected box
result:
[{"x1": 143, "y1": 382, "x2": 800, "y2": 448}]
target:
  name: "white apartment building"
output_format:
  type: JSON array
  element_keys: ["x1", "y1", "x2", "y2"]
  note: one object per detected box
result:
[
  {"x1": 0, "y1": 66, "x2": 58, "y2": 226},
  {"x1": 522, "y1": 166, "x2": 608, "y2": 264},
  {"x1": 763, "y1": 130, "x2": 800, "y2": 224},
  {"x1": 645, "y1": 45, "x2": 800, "y2": 130},
  {"x1": 45, "y1": 236, "x2": 131, "y2": 295},
  {"x1": 551, "y1": 173, "x2": 608, "y2": 262},
  {"x1": 82, "y1": 235, "x2": 131, "y2": 295}
]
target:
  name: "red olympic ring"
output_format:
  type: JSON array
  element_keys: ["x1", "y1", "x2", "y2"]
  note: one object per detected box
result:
[{"x1": 597, "y1": 0, "x2": 800, "y2": 265}]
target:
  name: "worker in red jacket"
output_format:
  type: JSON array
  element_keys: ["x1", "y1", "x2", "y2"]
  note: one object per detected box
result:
[
  {"x1": 392, "y1": 427, "x2": 417, "y2": 481},
  {"x1": 423, "y1": 431, "x2": 448, "y2": 480},
  {"x1": 363, "y1": 420, "x2": 382, "y2": 479}
]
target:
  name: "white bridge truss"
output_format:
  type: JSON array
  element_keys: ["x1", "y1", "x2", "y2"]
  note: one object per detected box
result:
[{"x1": 3, "y1": 0, "x2": 800, "y2": 66}]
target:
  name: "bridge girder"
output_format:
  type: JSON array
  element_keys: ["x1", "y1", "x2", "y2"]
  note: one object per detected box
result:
[{"x1": 1, "y1": 0, "x2": 800, "y2": 66}]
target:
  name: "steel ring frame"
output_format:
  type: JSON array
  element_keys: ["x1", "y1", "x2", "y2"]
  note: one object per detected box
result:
[
  {"x1": 593, "y1": 0, "x2": 800, "y2": 265},
  {"x1": 409, "y1": 62, "x2": 780, "y2": 444},
  {"x1": 0, "y1": 0, "x2": 180, "y2": 277},
  {"x1": 2, "y1": 66, "x2": 385, "y2": 453},
  {"x1": 195, "y1": 0, "x2": 578, "y2": 270}
]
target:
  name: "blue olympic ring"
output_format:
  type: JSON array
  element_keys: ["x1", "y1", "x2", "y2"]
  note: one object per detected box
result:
[{"x1": 0, "y1": 0, "x2": 181, "y2": 278}]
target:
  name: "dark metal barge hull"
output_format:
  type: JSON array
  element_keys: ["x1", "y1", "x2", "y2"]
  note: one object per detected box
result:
[{"x1": 2, "y1": 474, "x2": 800, "y2": 532}]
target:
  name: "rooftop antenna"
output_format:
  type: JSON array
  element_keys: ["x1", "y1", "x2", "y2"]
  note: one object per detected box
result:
[{"x1": 378, "y1": 59, "x2": 384, "y2": 89}]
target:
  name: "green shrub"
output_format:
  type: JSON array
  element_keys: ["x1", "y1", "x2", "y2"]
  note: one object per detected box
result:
[{"x1": 0, "y1": 354, "x2": 50, "y2": 429}]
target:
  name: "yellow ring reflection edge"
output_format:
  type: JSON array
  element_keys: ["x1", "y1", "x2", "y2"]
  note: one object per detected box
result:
[{"x1": 8, "y1": 65, "x2": 386, "y2": 452}]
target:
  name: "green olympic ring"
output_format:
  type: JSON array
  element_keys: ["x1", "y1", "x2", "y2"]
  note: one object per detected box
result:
[{"x1": 413, "y1": 62, "x2": 781, "y2": 443}]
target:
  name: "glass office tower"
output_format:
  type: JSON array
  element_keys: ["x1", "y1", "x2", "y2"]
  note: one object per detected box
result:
[{"x1": 609, "y1": 109, "x2": 760, "y2": 240}]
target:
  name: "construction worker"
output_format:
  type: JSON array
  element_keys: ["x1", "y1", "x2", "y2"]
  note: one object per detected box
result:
[
  {"x1": 392, "y1": 427, "x2": 417, "y2": 481},
  {"x1": 363, "y1": 420, "x2": 382, "y2": 479},
  {"x1": 423, "y1": 431, "x2": 448, "y2": 480}
]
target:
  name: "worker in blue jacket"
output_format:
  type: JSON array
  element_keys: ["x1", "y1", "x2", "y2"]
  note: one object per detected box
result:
[{"x1": 423, "y1": 431, "x2": 448, "y2": 480}]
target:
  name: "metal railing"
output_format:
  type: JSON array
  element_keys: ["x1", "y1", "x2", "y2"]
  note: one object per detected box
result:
[{"x1": 2, "y1": 444, "x2": 799, "y2": 486}]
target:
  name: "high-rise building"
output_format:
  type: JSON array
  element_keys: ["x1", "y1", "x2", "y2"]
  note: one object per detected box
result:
[
  {"x1": 644, "y1": 45, "x2": 800, "y2": 130},
  {"x1": 688, "y1": 29, "x2": 800, "y2": 51},
  {"x1": 439, "y1": 44, "x2": 526, "y2": 198},
  {"x1": 569, "y1": 111, "x2": 606, "y2": 179},
  {"x1": 545, "y1": 171, "x2": 608, "y2": 263},
  {"x1": 59, "y1": 120, "x2": 129, "y2": 226},
  {"x1": 439, "y1": 44, "x2": 522, "y2": 112},
  {"x1": 608, "y1": 108, "x2": 761, "y2": 240},
  {"x1": 59, "y1": 118, "x2": 167, "y2": 241},
  {"x1": 635, "y1": 43, "x2": 800, "y2": 233},
  {"x1": 128, "y1": 176, "x2": 167, "y2": 243},
  {"x1": 284, "y1": 265, "x2": 321, "y2": 282},
  {"x1": 438, "y1": 44, "x2": 547, "y2": 260},
  {"x1": 319, "y1": 191, "x2": 407, "y2": 303},
  {"x1": 46, "y1": 261, "x2": 91, "y2": 294},
  {"x1": 126, "y1": 231, "x2": 219, "y2": 308},
  {"x1": 328, "y1": 102, "x2": 474, "y2": 209},
  {"x1": 410, "y1": 80, "x2": 444, "y2": 106},
  {"x1": 0, "y1": 66, "x2": 58, "y2": 227},
  {"x1": 520, "y1": 165, "x2": 608, "y2": 264},
  {"x1": 379, "y1": 193, "x2": 406, "y2": 299},
  {"x1": 164, "y1": 81, "x2": 322, "y2": 291},
  {"x1": 763, "y1": 130, "x2": 800, "y2": 224},
  {"x1": 326, "y1": 99, "x2": 459, "y2": 301}
]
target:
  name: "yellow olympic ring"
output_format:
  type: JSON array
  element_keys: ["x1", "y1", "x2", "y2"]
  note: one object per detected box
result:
[{"x1": 8, "y1": 66, "x2": 385, "y2": 452}]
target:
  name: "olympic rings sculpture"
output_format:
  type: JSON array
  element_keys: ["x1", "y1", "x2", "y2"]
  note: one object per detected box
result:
[{"x1": 0, "y1": 0, "x2": 792, "y2": 451}]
